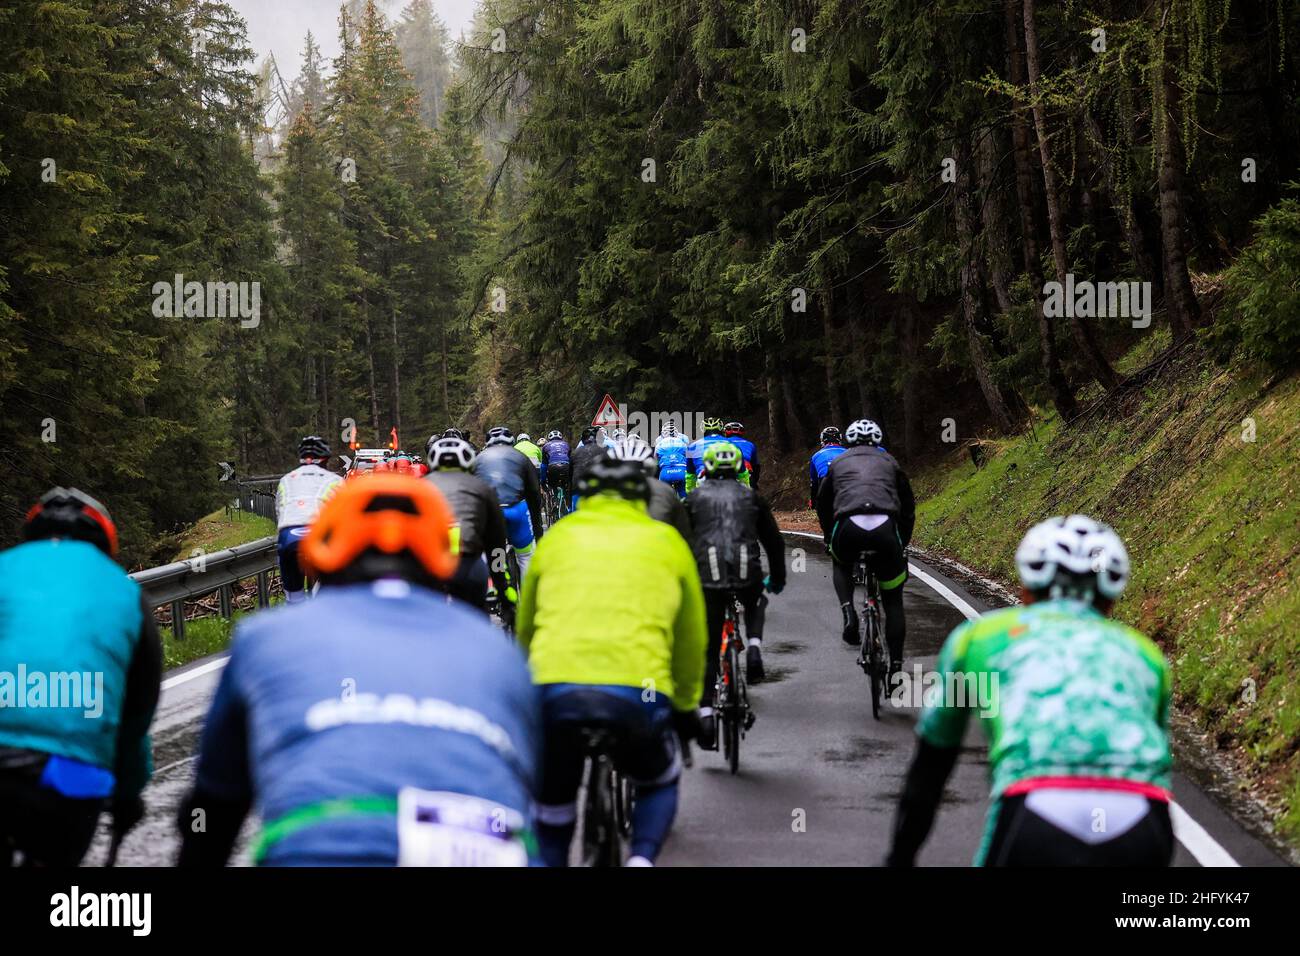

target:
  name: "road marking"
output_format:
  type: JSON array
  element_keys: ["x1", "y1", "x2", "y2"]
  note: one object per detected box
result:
[
  {"x1": 780, "y1": 527, "x2": 1242, "y2": 867},
  {"x1": 161, "y1": 655, "x2": 228, "y2": 691},
  {"x1": 1170, "y1": 802, "x2": 1241, "y2": 867}
]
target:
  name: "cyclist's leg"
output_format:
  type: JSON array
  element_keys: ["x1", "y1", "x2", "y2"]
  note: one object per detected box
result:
[
  {"x1": 699, "y1": 590, "x2": 728, "y2": 707},
  {"x1": 738, "y1": 584, "x2": 767, "y2": 681},
  {"x1": 861, "y1": 518, "x2": 909, "y2": 666},
  {"x1": 446, "y1": 554, "x2": 490, "y2": 611},
  {"x1": 501, "y1": 500, "x2": 536, "y2": 577},
  {"x1": 609, "y1": 691, "x2": 681, "y2": 865},
  {"x1": 828, "y1": 521, "x2": 864, "y2": 643},
  {"x1": 277, "y1": 527, "x2": 309, "y2": 604},
  {"x1": 0, "y1": 759, "x2": 102, "y2": 866}
]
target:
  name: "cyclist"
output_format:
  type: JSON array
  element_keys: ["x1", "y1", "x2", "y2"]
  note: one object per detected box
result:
[
  {"x1": 0, "y1": 488, "x2": 161, "y2": 866},
  {"x1": 816, "y1": 418, "x2": 914, "y2": 677},
  {"x1": 424, "y1": 436, "x2": 515, "y2": 617},
  {"x1": 516, "y1": 457, "x2": 706, "y2": 867},
  {"x1": 611, "y1": 436, "x2": 691, "y2": 542},
  {"x1": 808, "y1": 426, "x2": 848, "y2": 506},
  {"x1": 888, "y1": 516, "x2": 1173, "y2": 867},
  {"x1": 514, "y1": 432, "x2": 543, "y2": 472},
  {"x1": 686, "y1": 417, "x2": 745, "y2": 492},
  {"x1": 443, "y1": 427, "x2": 478, "y2": 454},
  {"x1": 723, "y1": 421, "x2": 762, "y2": 489},
  {"x1": 473, "y1": 427, "x2": 545, "y2": 578},
  {"x1": 276, "y1": 436, "x2": 342, "y2": 603},
  {"x1": 178, "y1": 474, "x2": 541, "y2": 867},
  {"x1": 653, "y1": 419, "x2": 690, "y2": 498},
  {"x1": 570, "y1": 426, "x2": 609, "y2": 510},
  {"x1": 540, "y1": 429, "x2": 572, "y2": 518},
  {"x1": 683, "y1": 443, "x2": 785, "y2": 747}
]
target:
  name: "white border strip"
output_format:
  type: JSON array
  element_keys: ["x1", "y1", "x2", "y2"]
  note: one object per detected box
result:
[
  {"x1": 781, "y1": 527, "x2": 1241, "y2": 867},
  {"x1": 161, "y1": 655, "x2": 228, "y2": 691}
]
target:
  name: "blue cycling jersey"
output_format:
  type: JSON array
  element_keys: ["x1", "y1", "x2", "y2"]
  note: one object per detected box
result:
[
  {"x1": 0, "y1": 540, "x2": 145, "y2": 779},
  {"x1": 190, "y1": 581, "x2": 542, "y2": 865},
  {"x1": 810, "y1": 444, "x2": 848, "y2": 481},
  {"x1": 655, "y1": 434, "x2": 689, "y2": 483},
  {"x1": 685, "y1": 433, "x2": 732, "y2": 476},
  {"x1": 727, "y1": 436, "x2": 757, "y2": 467}
]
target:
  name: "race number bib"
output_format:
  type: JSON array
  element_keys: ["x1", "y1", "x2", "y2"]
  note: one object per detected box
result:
[{"x1": 396, "y1": 788, "x2": 529, "y2": 868}]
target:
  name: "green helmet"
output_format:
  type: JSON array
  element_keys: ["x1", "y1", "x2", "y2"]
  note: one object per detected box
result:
[
  {"x1": 701, "y1": 416, "x2": 724, "y2": 435},
  {"x1": 702, "y1": 441, "x2": 743, "y2": 476}
]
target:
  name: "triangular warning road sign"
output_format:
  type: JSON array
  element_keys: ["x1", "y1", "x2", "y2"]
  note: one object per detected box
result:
[{"x1": 591, "y1": 393, "x2": 625, "y2": 428}]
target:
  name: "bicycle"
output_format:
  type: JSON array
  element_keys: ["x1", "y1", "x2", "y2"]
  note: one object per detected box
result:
[
  {"x1": 485, "y1": 544, "x2": 520, "y2": 636},
  {"x1": 713, "y1": 592, "x2": 756, "y2": 774},
  {"x1": 574, "y1": 727, "x2": 633, "y2": 867},
  {"x1": 853, "y1": 556, "x2": 890, "y2": 720}
]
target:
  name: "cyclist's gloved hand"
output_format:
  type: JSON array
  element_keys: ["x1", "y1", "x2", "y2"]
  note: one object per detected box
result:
[
  {"x1": 504, "y1": 585, "x2": 519, "y2": 605},
  {"x1": 671, "y1": 709, "x2": 701, "y2": 744},
  {"x1": 763, "y1": 575, "x2": 784, "y2": 595}
]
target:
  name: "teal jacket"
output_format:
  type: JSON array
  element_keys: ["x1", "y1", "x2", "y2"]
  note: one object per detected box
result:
[{"x1": 0, "y1": 540, "x2": 160, "y2": 799}]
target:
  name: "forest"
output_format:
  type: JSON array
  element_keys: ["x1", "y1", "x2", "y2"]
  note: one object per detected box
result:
[{"x1": 2, "y1": 0, "x2": 1298, "y2": 560}]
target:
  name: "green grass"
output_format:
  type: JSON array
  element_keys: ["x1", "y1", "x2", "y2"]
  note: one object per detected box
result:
[
  {"x1": 913, "y1": 345, "x2": 1300, "y2": 845},
  {"x1": 169, "y1": 508, "x2": 275, "y2": 562},
  {"x1": 155, "y1": 509, "x2": 281, "y2": 669}
]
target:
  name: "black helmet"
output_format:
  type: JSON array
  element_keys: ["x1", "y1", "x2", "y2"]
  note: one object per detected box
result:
[
  {"x1": 298, "y1": 435, "x2": 331, "y2": 460},
  {"x1": 575, "y1": 457, "x2": 649, "y2": 503},
  {"x1": 442, "y1": 427, "x2": 465, "y2": 440},
  {"x1": 581, "y1": 426, "x2": 600, "y2": 443},
  {"x1": 23, "y1": 487, "x2": 119, "y2": 558},
  {"x1": 819, "y1": 426, "x2": 842, "y2": 446}
]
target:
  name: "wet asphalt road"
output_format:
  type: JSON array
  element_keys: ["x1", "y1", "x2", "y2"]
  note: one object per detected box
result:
[{"x1": 87, "y1": 534, "x2": 1288, "y2": 867}]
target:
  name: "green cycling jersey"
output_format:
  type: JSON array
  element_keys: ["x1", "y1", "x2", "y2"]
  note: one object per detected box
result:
[{"x1": 917, "y1": 598, "x2": 1173, "y2": 863}]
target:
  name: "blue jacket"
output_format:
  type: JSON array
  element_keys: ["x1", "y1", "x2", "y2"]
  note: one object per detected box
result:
[
  {"x1": 685, "y1": 433, "x2": 731, "y2": 477},
  {"x1": 654, "y1": 434, "x2": 689, "y2": 483},
  {"x1": 0, "y1": 540, "x2": 157, "y2": 799},
  {"x1": 809, "y1": 444, "x2": 848, "y2": 500},
  {"x1": 187, "y1": 581, "x2": 542, "y2": 865},
  {"x1": 540, "y1": 438, "x2": 570, "y2": 483}
]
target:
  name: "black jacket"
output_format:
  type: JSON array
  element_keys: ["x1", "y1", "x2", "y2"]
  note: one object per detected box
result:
[
  {"x1": 471, "y1": 444, "x2": 544, "y2": 540},
  {"x1": 815, "y1": 445, "x2": 916, "y2": 545},
  {"x1": 570, "y1": 441, "x2": 608, "y2": 484},
  {"x1": 424, "y1": 469, "x2": 509, "y2": 566},
  {"x1": 647, "y1": 477, "x2": 692, "y2": 543},
  {"x1": 684, "y1": 478, "x2": 785, "y2": 591}
]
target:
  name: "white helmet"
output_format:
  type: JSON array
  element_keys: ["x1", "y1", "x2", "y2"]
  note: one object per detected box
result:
[
  {"x1": 845, "y1": 419, "x2": 883, "y2": 447},
  {"x1": 514, "y1": 432, "x2": 531, "y2": 444},
  {"x1": 1015, "y1": 515, "x2": 1130, "y2": 601},
  {"x1": 610, "y1": 436, "x2": 656, "y2": 476},
  {"x1": 427, "y1": 436, "x2": 476, "y2": 471}
]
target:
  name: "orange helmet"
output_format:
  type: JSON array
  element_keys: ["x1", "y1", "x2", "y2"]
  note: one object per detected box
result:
[{"x1": 299, "y1": 473, "x2": 458, "y2": 583}]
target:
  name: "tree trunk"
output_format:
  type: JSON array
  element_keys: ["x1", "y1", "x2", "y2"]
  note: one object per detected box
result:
[
  {"x1": 364, "y1": 307, "x2": 380, "y2": 443},
  {"x1": 956, "y1": 136, "x2": 1021, "y2": 433},
  {"x1": 1157, "y1": 53, "x2": 1200, "y2": 339},
  {"x1": 1005, "y1": 0, "x2": 1076, "y2": 420},
  {"x1": 977, "y1": 128, "x2": 1016, "y2": 315},
  {"x1": 1084, "y1": 107, "x2": 1162, "y2": 293},
  {"x1": 848, "y1": 294, "x2": 873, "y2": 417},
  {"x1": 390, "y1": 304, "x2": 402, "y2": 437},
  {"x1": 1022, "y1": 0, "x2": 1120, "y2": 392},
  {"x1": 822, "y1": 278, "x2": 844, "y2": 426},
  {"x1": 440, "y1": 321, "x2": 450, "y2": 425},
  {"x1": 899, "y1": 304, "x2": 923, "y2": 461},
  {"x1": 764, "y1": 350, "x2": 790, "y2": 453}
]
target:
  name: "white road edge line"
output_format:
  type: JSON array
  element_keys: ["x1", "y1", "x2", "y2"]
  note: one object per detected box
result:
[
  {"x1": 781, "y1": 527, "x2": 1241, "y2": 867},
  {"x1": 161, "y1": 655, "x2": 228, "y2": 691}
]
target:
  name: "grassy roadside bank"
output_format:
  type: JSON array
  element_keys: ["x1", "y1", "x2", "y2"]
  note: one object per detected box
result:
[
  {"x1": 150, "y1": 509, "x2": 280, "y2": 670},
  {"x1": 910, "y1": 344, "x2": 1300, "y2": 846}
]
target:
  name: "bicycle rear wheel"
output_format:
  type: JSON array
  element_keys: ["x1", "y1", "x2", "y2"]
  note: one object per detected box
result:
[
  {"x1": 865, "y1": 605, "x2": 883, "y2": 720},
  {"x1": 726, "y1": 642, "x2": 742, "y2": 774}
]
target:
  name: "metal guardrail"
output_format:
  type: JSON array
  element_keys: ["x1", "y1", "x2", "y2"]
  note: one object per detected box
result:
[
  {"x1": 130, "y1": 536, "x2": 278, "y2": 639},
  {"x1": 227, "y1": 476, "x2": 279, "y2": 521}
]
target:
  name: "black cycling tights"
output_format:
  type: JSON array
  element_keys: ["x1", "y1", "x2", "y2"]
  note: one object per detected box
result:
[
  {"x1": 831, "y1": 519, "x2": 907, "y2": 662},
  {"x1": 700, "y1": 585, "x2": 766, "y2": 708}
]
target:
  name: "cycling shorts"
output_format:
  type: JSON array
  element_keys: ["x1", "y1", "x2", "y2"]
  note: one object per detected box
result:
[
  {"x1": 277, "y1": 526, "x2": 311, "y2": 594},
  {"x1": 658, "y1": 462, "x2": 687, "y2": 484},
  {"x1": 984, "y1": 789, "x2": 1174, "y2": 866},
  {"x1": 502, "y1": 500, "x2": 535, "y2": 551},
  {"x1": 537, "y1": 685, "x2": 681, "y2": 808},
  {"x1": 544, "y1": 462, "x2": 571, "y2": 489},
  {"x1": 829, "y1": 514, "x2": 907, "y2": 591}
]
